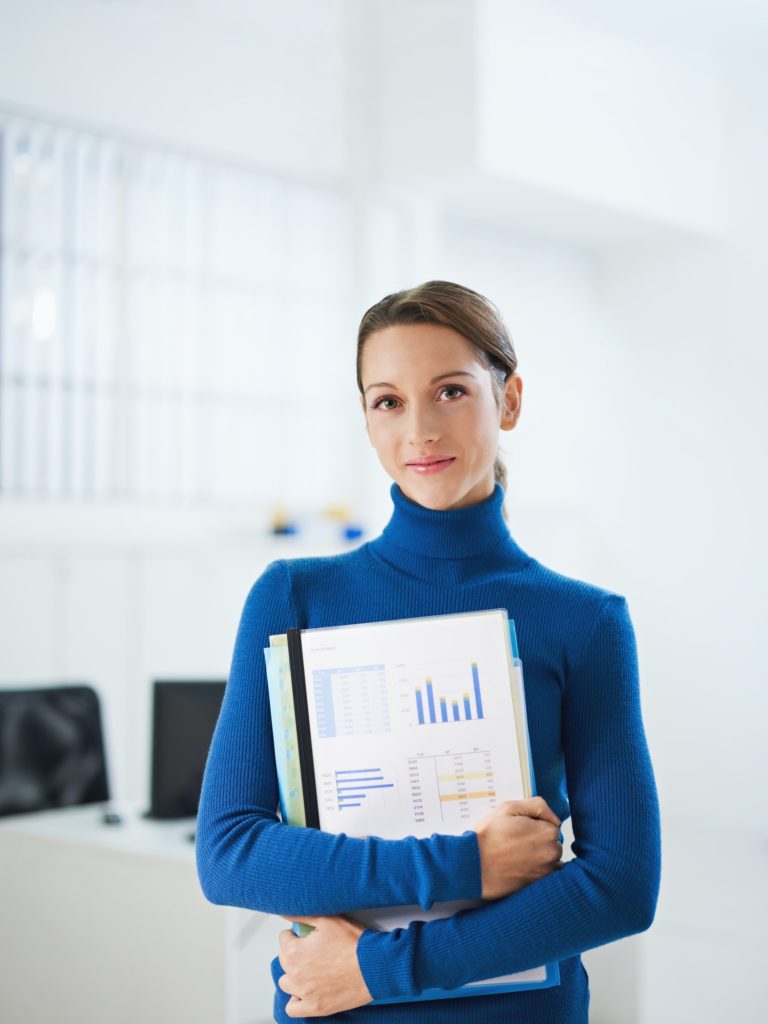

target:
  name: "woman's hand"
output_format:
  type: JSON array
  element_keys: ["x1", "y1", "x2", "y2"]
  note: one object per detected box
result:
[
  {"x1": 472, "y1": 797, "x2": 563, "y2": 900},
  {"x1": 278, "y1": 915, "x2": 373, "y2": 1018}
]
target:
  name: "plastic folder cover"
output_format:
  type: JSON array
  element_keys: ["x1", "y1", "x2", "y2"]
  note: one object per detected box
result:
[{"x1": 264, "y1": 610, "x2": 559, "y2": 1001}]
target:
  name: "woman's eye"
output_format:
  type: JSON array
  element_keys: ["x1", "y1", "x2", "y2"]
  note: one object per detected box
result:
[
  {"x1": 371, "y1": 396, "x2": 399, "y2": 410},
  {"x1": 370, "y1": 386, "x2": 465, "y2": 410},
  {"x1": 439, "y1": 386, "x2": 465, "y2": 400}
]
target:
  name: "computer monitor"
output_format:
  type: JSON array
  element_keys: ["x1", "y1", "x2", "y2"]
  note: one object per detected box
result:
[
  {"x1": 147, "y1": 680, "x2": 225, "y2": 819},
  {"x1": 0, "y1": 685, "x2": 110, "y2": 817}
]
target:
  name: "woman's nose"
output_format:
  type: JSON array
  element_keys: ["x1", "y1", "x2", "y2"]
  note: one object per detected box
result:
[{"x1": 406, "y1": 404, "x2": 440, "y2": 445}]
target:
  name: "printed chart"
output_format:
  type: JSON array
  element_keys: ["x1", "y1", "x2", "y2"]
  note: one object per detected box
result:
[
  {"x1": 318, "y1": 764, "x2": 398, "y2": 822},
  {"x1": 312, "y1": 663, "x2": 391, "y2": 738},
  {"x1": 334, "y1": 767, "x2": 395, "y2": 811},
  {"x1": 300, "y1": 611, "x2": 527, "y2": 839},
  {"x1": 412, "y1": 659, "x2": 485, "y2": 725},
  {"x1": 407, "y1": 749, "x2": 497, "y2": 825}
]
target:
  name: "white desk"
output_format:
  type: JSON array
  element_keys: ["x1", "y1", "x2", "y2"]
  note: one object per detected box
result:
[
  {"x1": 0, "y1": 804, "x2": 284, "y2": 1024},
  {"x1": 4, "y1": 807, "x2": 762, "y2": 1023}
]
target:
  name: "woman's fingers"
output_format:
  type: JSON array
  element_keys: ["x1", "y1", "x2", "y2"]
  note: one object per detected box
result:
[
  {"x1": 497, "y1": 796, "x2": 561, "y2": 828},
  {"x1": 473, "y1": 798, "x2": 565, "y2": 899},
  {"x1": 278, "y1": 972, "x2": 300, "y2": 996},
  {"x1": 278, "y1": 927, "x2": 296, "y2": 972},
  {"x1": 472, "y1": 796, "x2": 562, "y2": 835},
  {"x1": 276, "y1": 913, "x2": 372, "y2": 1017}
]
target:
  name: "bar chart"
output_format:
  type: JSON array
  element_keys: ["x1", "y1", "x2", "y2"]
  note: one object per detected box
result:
[
  {"x1": 334, "y1": 767, "x2": 395, "y2": 811},
  {"x1": 414, "y1": 660, "x2": 484, "y2": 725}
]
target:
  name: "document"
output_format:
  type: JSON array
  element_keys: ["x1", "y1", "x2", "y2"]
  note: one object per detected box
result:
[{"x1": 264, "y1": 608, "x2": 559, "y2": 1002}]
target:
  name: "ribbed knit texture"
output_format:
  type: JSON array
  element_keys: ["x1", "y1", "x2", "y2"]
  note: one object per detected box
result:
[{"x1": 196, "y1": 482, "x2": 661, "y2": 1023}]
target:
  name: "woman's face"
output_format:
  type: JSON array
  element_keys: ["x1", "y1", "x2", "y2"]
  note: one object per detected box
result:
[{"x1": 359, "y1": 323, "x2": 522, "y2": 511}]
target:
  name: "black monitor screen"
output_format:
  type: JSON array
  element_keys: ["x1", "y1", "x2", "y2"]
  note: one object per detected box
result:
[
  {"x1": 0, "y1": 685, "x2": 109, "y2": 816},
  {"x1": 148, "y1": 680, "x2": 225, "y2": 819}
]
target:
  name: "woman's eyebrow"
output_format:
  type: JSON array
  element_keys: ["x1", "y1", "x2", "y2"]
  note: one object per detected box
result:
[{"x1": 364, "y1": 370, "x2": 477, "y2": 395}]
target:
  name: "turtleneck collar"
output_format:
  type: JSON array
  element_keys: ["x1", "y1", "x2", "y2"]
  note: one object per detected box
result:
[{"x1": 366, "y1": 482, "x2": 531, "y2": 584}]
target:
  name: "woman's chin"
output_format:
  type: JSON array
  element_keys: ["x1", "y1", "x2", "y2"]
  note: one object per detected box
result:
[
  {"x1": 396, "y1": 472, "x2": 495, "y2": 512},
  {"x1": 399, "y1": 479, "x2": 459, "y2": 511}
]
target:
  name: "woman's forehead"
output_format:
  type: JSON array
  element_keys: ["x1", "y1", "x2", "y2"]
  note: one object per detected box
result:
[{"x1": 361, "y1": 323, "x2": 481, "y2": 379}]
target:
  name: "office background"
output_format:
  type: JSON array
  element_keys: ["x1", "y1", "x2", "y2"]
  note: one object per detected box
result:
[{"x1": 0, "y1": 1, "x2": 766, "y2": 1022}]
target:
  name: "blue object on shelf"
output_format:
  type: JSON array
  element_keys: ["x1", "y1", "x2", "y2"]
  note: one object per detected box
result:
[{"x1": 272, "y1": 523, "x2": 298, "y2": 536}]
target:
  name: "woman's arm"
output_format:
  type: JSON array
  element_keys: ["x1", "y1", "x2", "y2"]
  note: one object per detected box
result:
[
  {"x1": 355, "y1": 594, "x2": 662, "y2": 999},
  {"x1": 195, "y1": 560, "x2": 482, "y2": 916}
]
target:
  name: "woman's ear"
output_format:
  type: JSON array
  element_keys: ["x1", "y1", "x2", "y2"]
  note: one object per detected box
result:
[{"x1": 500, "y1": 373, "x2": 523, "y2": 431}]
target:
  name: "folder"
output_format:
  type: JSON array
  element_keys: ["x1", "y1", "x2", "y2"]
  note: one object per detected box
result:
[{"x1": 264, "y1": 608, "x2": 560, "y2": 1002}]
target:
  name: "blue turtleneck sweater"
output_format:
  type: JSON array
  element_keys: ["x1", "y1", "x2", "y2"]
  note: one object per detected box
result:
[{"x1": 196, "y1": 482, "x2": 661, "y2": 1023}]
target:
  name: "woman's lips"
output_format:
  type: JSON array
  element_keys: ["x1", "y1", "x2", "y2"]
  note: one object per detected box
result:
[{"x1": 407, "y1": 457, "x2": 456, "y2": 474}]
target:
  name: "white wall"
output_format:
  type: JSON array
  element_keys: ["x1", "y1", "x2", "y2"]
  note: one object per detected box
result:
[
  {"x1": 590, "y1": 53, "x2": 768, "y2": 1021},
  {"x1": 477, "y1": 0, "x2": 726, "y2": 234},
  {"x1": 0, "y1": 0, "x2": 346, "y2": 180}
]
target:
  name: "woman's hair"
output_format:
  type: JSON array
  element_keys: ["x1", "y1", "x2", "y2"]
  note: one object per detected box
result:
[{"x1": 356, "y1": 280, "x2": 518, "y2": 513}]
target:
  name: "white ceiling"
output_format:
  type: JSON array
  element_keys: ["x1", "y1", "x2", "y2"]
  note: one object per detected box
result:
[
  {"x1": 545, "y1": 0, "x2": 768, "y2": 60},
  {"x1": 92, "y1": 0, "x2": 768, "y2": 61}
]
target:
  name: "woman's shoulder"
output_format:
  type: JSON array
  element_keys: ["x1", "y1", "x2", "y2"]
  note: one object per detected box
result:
[
  {"x1": 520, "y1": 558, "x2": 635, "y2": 669},
  {"x1": 237, "y1": 547, "x2": 371, "y2": 634},
  {"x1": 264, "y1": 545, "x2": 370, "y2": 580},
  {"x1": 249, "y1": 546, "x2": 371, "y2": 598},
  {"x1": 523, "y1": 554, "x2": 628, "y2": 616}
]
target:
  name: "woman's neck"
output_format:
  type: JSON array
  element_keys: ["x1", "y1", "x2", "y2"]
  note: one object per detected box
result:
[{"x1": 366, "y1": 482, "x2": 531, "y2": 584}]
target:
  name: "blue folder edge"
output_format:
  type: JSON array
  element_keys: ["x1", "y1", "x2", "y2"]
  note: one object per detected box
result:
[
  {"x1": 371, "y1": 959, "x2": 560, "y2": 1004},
  {"x1": 264, "y1": 617, "x2": 561, "y2": 998}
]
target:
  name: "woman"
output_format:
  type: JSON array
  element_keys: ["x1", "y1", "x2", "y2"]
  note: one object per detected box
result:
[{"x1": 196, "y1": 280, "x2": 661, "y2": 1022}]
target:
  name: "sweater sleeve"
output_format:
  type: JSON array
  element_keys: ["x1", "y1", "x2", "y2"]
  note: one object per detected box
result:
[
  {"x1": 356, "y1": 594, "x2": 662, "y2": 999},
  {"x1": 195, "y1": 559, "x2": 481, "y2": 916}
]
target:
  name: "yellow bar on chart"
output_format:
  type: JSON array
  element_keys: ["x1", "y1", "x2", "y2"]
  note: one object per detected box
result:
[
  {"x1": 439, "y1": 790, "x2": 496, "y2": 802},
  {"x1": 436, "y1": 770, "x2": 493, "y2": 782}
]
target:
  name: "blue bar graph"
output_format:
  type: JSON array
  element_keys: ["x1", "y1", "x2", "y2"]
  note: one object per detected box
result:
[
  {"x1": 414, "y1": 664, "x2": 485, "y2": 725},
  {"x1": 335, "y1": 767, "x2": 394, "y2": 811},
  {"x1": 426, "y1": 680, "x2": 436, "y2": 723},
  {"x1": 416, "y1": 688, "x2": 425, "y2": 725},
  {"x1": 471, "y1": 662, "x2": 484, "y2": 719}
]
